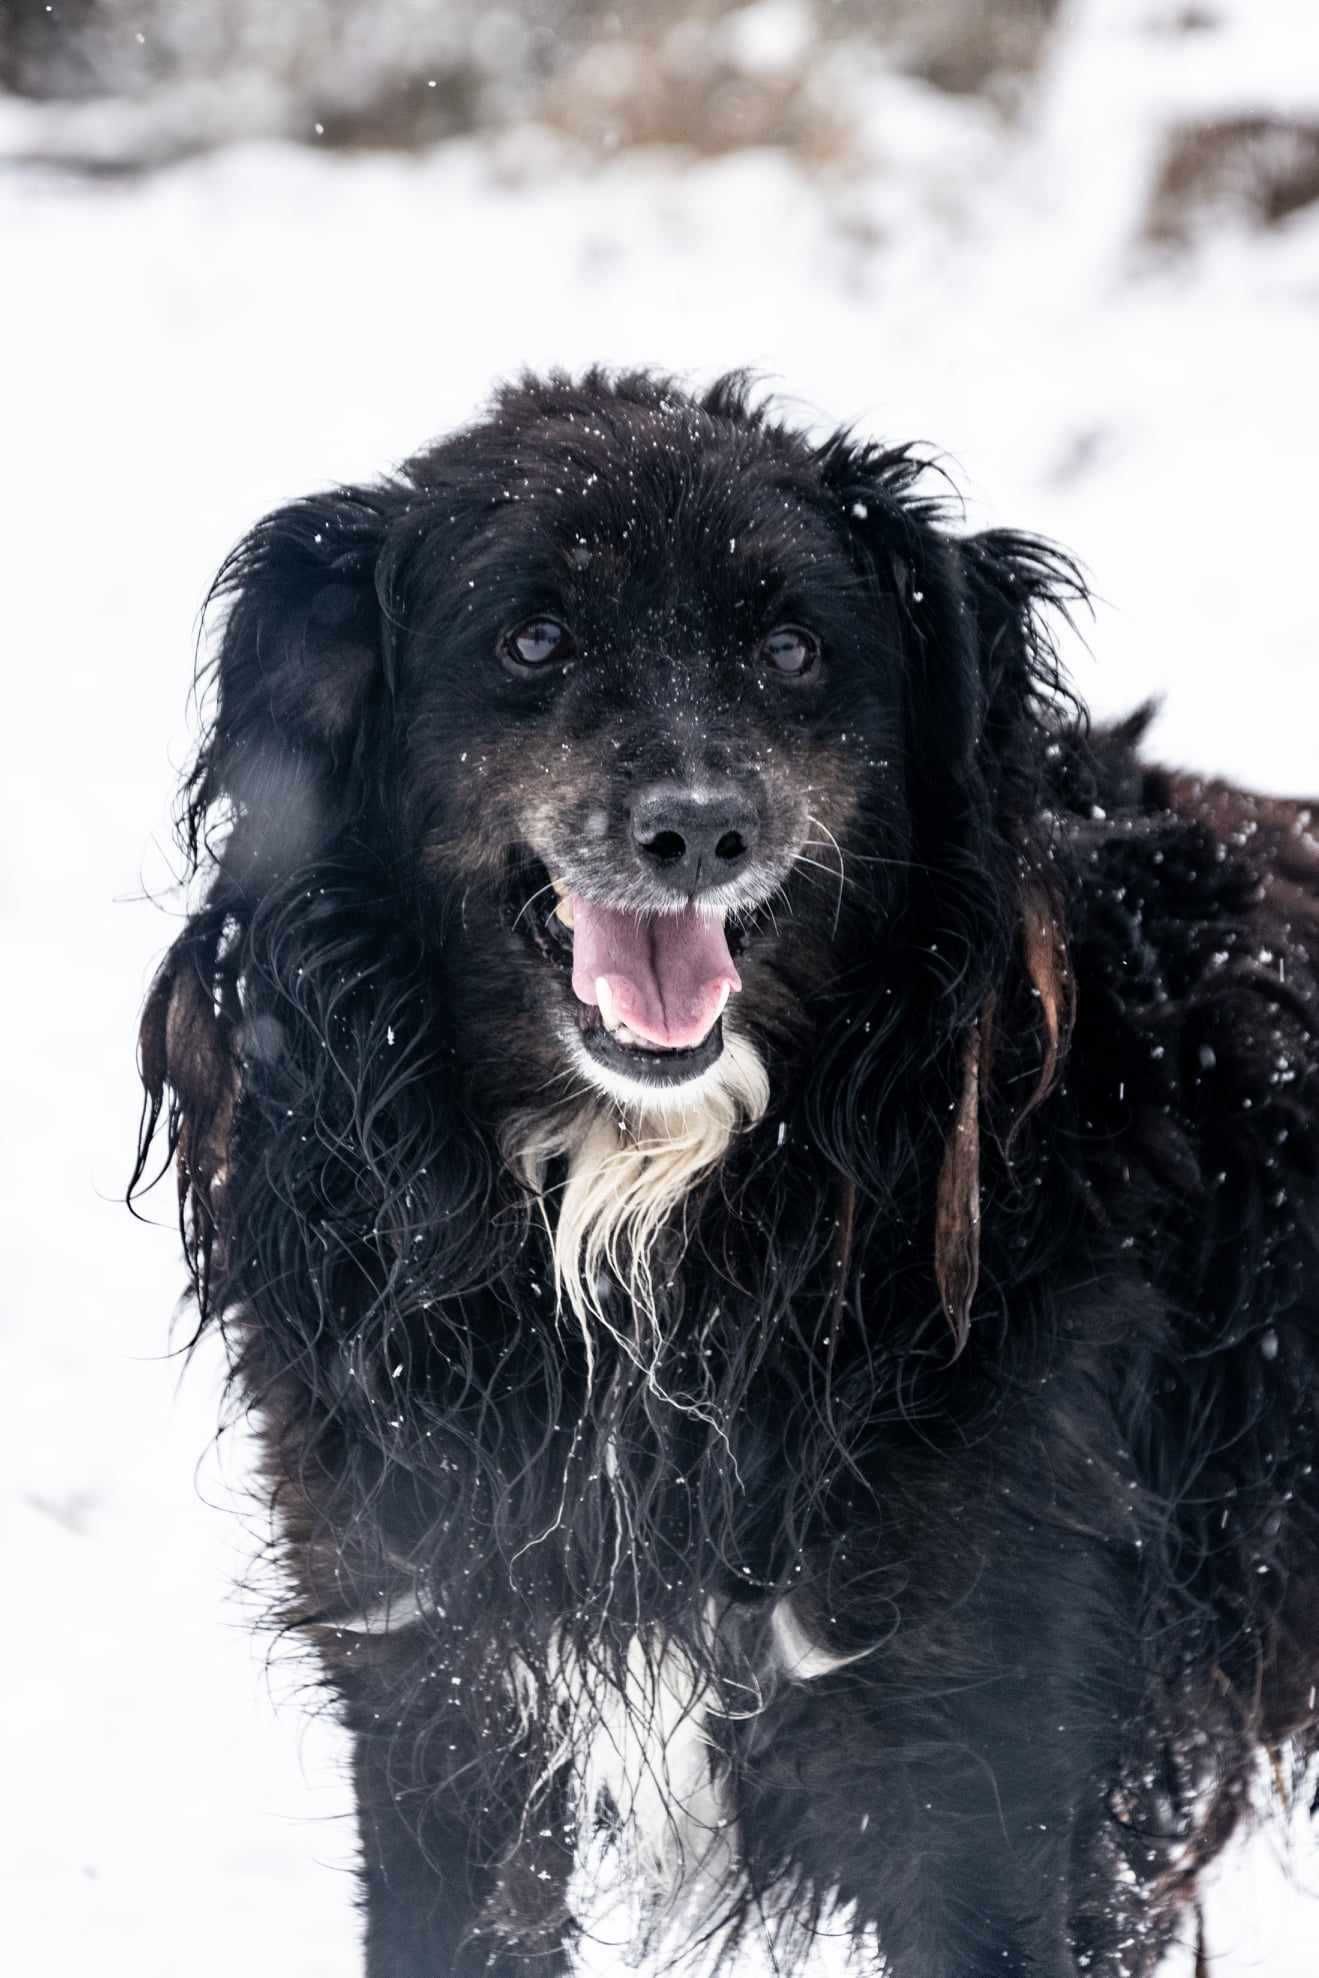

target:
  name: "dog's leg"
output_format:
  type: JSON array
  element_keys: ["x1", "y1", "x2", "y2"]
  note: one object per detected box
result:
[
  {"x1": 342, "y1": 1656, "x2": 576, "y2": 1978},
  {"x1": 731, "y1": 1659, "x2": 1082, "y2": 1976},
  {"x1": 733, "y1": 1508, "x2": 1148, "y2": 1976}
]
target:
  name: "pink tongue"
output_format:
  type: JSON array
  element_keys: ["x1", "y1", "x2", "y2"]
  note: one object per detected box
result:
[{"x1": 570, "y1": 899, "x2": 741, "y2": 1049}]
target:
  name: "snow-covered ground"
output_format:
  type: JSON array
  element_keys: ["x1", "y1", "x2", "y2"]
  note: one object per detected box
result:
[{"x1": 3, "y1": 1, "x2": 1318, "y2": 1971}]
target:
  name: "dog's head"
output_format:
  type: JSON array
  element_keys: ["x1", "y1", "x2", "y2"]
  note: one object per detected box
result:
[{"x1": 189, "y1": 372, "x2": 1077, "y2": 1129}]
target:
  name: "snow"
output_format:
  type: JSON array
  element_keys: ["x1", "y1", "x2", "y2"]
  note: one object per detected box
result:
[{"x1": 3, "y1": 0, "x2": 1318, "y2": 1971}]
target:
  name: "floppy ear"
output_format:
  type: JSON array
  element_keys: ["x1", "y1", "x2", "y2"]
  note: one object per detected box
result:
[
  {"x1": 822, "y1": 436, "x2": 1082, "y2": 843},
  {"x1": 821, "y1": 439, "x2": 1085, "y2": 1339},
  {"x1": 193, "y1": 486, "x2": 405, "y2": 880},
  {"x1": 944, "y1": 527, "x2": 1087, "y2": 823},
  {"x1": 824, "y1": 434, "x2": 1085, "y2": 939},
  {"x1": 134, "y1": 485, "x2": 407, "y2": 1290},
  {"x1": 937, "y1": 522, "x2": 1080, "y2": 1077}
]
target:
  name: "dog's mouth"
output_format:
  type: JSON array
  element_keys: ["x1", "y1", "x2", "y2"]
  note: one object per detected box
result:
[{"x1": 508, "y1": 854, "x2": 748, "y2": 1087}]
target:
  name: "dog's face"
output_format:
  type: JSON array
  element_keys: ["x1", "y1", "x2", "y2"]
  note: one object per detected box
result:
[
  {"x1": 203, "y1": 373, "x2": 1053, "y2": 1140},
  {"x1": 384, "y1": 382, "x2": 912, "y2": 1111}
]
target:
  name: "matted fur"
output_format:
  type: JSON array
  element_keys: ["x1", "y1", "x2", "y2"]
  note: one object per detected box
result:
[{"x1": 133, "y1": 370, "x2": 1319, "y2": 1978}]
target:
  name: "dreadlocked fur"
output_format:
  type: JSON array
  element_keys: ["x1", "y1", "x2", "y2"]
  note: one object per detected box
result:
[{"x1": 133, "y1": 370, "x2": 1319, "y2": 1978}]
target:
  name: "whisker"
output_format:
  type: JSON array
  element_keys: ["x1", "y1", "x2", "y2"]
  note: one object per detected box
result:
[
  {"x1": 798, "y1": 840, "x2": 920, "y2": 874},
  {"x1": 511, "y1": 879, "x2": 560, "y2": 933},
  {"x1": 791, "y1": 856, "x2": 858, "y2": 892},
  {"x1": 806, "y1": 816, "x2": 850, "y2": 939}
]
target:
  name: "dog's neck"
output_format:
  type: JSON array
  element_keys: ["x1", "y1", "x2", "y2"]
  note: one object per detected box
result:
[{"x1": 507, "y1": 1031, "x2": 769, "y2": 1344}]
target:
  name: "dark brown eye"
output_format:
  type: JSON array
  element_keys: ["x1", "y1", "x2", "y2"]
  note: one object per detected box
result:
[
  {"x1": 759, "y1": 625, "x2": 820, "y2": 681},
  {"x1": 502, "y1": 617, "x2": 575, "y2": 673}
]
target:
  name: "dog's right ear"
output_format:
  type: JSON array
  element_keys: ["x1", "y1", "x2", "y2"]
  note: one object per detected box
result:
[{"x1": 195, "y1": 486, "x2": 404, "y2": 877}]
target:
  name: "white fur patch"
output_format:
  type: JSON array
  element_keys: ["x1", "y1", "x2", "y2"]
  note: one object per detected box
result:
[
  {"x1": 509, "y1": 1029, "x2": 769, "y2": 1351},
  {"x1": 561, "y1": 1632, "x2": 730, "y2": 1875},
  {"x1": 768, "y1": 1596, "x2": 867, "y2": 1682},
  {"x1": 322, "y1": 1587, "x2": 425, "y2": 1635},
  {"x1": 533, "y1": 1627, "x2": 737, "y2": 1958},
  {"x1": 523, "y1": 1611, "x2": 869, "y2": 1962}
]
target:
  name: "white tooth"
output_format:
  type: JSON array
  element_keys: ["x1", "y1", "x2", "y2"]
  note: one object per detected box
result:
[
  {"x1": 713, "y1": 982, "x2": 731, "y2": 1018},
  {"x1": 551, "y1": 877, "x2": 570, "y2": 898},
  {"x1": 553, "y1": 896, "x2": 575, "y2": 928},
  {"x1": 596, "y1": 978, "x2": 620, "y2": 1031}
]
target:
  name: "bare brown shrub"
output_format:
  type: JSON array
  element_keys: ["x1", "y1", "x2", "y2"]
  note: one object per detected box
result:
[{"x1": 1146, "y1": 114, "x2": 1319, "y2": 246}]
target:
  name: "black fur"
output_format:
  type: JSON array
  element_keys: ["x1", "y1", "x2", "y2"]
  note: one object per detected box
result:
[{"x1": 134, "y1": 370, "x2": 1319, "y2": 1977}]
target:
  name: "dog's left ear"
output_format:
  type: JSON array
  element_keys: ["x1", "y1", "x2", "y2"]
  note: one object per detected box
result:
[
  {"x1": 823, "y1": 441, "x2": 1085, "y2": 1338},
  {"x1": 820, "y1": 436, "x2": 1082, "y2": 835},
  {"x1": 929, "y1": 521, "x2": 1081, "y2": 1093},
  {"x1": 927, "y1": 528, "x2": 1085, "y2": 1340},
  {"x1": 936, "y1": 526, "x2": 1086, "y2": 822},
  {"x1": 823, "y1": 435, "x2": 1084, "y2": 899}
]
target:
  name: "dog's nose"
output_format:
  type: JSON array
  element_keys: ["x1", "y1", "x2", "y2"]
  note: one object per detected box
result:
[{"x1": 631, "y1": 782, "x2": 759, "y2": 895}]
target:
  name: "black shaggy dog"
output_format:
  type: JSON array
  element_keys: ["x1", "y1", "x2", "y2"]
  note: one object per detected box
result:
[{"x1": 134, "y1": 371, "x2": 1319, "y2": 1978}]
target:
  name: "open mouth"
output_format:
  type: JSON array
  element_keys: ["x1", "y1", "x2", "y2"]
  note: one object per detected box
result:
[{"x1": 509, "y1": 853, "x2": 746, "y2": 1088}]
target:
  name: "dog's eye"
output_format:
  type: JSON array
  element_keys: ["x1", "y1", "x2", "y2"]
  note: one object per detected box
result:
[
  {"x1": 502, "y1": 618, "x2": 575, "y2": 674},
  {"x1": 760, "y1": 625, "x2": 820, "y2": 681}
]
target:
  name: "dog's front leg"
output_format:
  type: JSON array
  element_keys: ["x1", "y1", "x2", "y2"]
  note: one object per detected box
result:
[{"x1": 341, "y1": 1650, "x2": 576, "y2": 1978}]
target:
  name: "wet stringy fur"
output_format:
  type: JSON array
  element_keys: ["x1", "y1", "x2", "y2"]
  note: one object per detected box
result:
[{"x1": 133, "y1": 371, "x2": 1319, "y2": 1977}]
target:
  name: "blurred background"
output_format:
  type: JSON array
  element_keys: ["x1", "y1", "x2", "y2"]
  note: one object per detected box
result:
[{"x1": 2, "y1": 2, "x2": 1316, "y2": 1973}]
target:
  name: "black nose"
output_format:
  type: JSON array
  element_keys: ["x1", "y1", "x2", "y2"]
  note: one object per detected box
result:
[{"x1": 631, "y1": 782, "x2": 759, "y2": 895}]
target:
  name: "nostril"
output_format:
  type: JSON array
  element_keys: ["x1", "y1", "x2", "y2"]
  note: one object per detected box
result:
[
  {"x1": 632, "y1": 784, "x2": 758, "y2": 884},
  {"x1": 642, "y1": 829, "x2": 687, "y2": 865}
]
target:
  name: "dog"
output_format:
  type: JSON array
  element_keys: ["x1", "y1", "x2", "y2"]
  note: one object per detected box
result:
[{"x1": 134, "y1": 370, "x2": 1319, "y2": 1977}]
